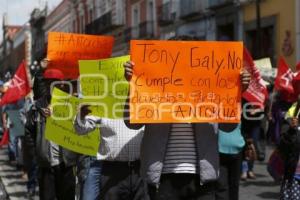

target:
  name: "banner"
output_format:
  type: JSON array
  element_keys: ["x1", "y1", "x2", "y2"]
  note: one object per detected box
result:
[
  {"x1": 47, "y1": 32, "x2": 114, "y2": 79},
  {"x1": 275, "y1": 57, "x2": 294, "y2": 93},
  {"x1": 45, "y1": 88, "x2": 100, "y2": 156},
  {"x1": 0, "y1": 61, "x2": 30, "y2": 106},
  {"x1": 274, "y1": 57, "x2": 298, "y2": 102},
  {"x1": 79, "y1": 56, "x2": 130, "y2": 118},
  {"x1": 242, "y1": 48, "x2": 268, "y2": 108},
  {"x1": 130, "y1": 40, "x2": 243, "y2": 123}
]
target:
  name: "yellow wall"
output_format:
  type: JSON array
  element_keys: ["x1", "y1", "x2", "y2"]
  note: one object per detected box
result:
[{"x1": 243, "y1": 0, "x2": 296, "y2": 68}]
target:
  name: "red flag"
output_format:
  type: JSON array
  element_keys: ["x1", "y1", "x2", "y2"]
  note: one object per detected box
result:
[
  {"x1": 292, "y1": 72, "x2": 300, "y2": 96},
  {"x1": 242, "y1": 48, "x2": 268, "y2": 108},
  {"x1": 274, "y1": 57, "x2": 300, "y2": 102},
  {"x1": 0, "y1": 61, "x2": 31, "y2": 106},
  {"x1": 274, "y1": 57, "x2": 294, "y2": 93},
  {"x1": 0, "y1": 129, "x2": 9, "y2": 147},
  {"x1": 296, "y1": 61, "x2": 300, "y2": 71}
]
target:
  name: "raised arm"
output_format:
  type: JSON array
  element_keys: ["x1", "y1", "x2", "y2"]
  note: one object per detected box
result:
[
  {"x1": 218, "y1": 70, "x2": 251, "y2": 132},
  {"x1": 123, "y1": 61, "x2": 144, "y2": 130},
  {"x1": 73, "y1": 105, "x2": 101, "y2": 135}
]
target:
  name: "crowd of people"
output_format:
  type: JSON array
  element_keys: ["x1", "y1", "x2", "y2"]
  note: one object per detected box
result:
[{"x1": 0, "y1": 35, "x2": 300, "y2": 200}]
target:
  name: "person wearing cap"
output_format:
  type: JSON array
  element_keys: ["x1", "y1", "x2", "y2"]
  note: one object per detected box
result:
[
  {"x1": 33, "y1": 67, "x2": 75, "y2": 200},
  {"x1": 21, "y1": 57, "x2": 50, "y2": 198},
  {"x1": 32, "y1": 58, "x2": 50, "y2": 101}
]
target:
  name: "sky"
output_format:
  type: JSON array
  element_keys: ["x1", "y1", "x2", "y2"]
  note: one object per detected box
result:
[{"x1": 0, "y1": 0, "x2": 62, "y2": 41}]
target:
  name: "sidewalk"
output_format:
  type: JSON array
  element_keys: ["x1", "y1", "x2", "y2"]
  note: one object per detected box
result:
[
  {"x1": 0, "y1": 144, "x2": 282, "y2": 200},
  {"x1": 0, "y1": 146, "x2": 37, "y2": 200},
  {"x1": 239, "y1": 145, "x2": 281, "y2": 199}
]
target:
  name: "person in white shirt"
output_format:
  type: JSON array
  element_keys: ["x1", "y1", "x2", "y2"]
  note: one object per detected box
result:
[{"x1": 74, "y1": 105, "x2": 146, "y2": 200}]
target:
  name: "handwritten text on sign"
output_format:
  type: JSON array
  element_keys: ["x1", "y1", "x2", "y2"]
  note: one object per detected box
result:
[
  {"x1": 47, "y1": 32, "x2": 114, "y2": 79},
  {"x1": 79, "y1": 56, "x2": 130, "y2": 118},
  {"x1": 130, "y1": 40, "x2": 243, "y2": 123},
  {"x1": 45, "y1": 88, "x2": 100, "y2": 156}
]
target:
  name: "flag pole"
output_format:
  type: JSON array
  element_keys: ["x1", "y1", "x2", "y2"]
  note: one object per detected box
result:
[
  {"x1": 24, "y1": 23, "x2": 33, "y2": 101},
  {"x1": 296, "y1": 108, "x2": 300, "y2": 118},
  {"x1": 268, "y1": 86, "x2": 276, "y2": 117}
]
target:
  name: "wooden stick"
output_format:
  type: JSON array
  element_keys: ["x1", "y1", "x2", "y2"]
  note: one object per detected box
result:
[
  {"x1": 268, "y1": 87, "x2": 276, "y2": 117},
  {"x1": 296, "y1": 108, "x2": 300, "y2": 118}
]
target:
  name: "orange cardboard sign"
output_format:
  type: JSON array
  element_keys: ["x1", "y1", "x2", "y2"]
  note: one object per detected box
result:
[
  {"x1": 47, "y1": 32, "x2": 114, "y2": 79},
  {"x1": 130, "y1": 40, "x2": 243, "y2": 123}
]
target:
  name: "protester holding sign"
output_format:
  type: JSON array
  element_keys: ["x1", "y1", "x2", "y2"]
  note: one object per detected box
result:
[
  {"x1": 34, "y1": 66, "x2": 75, "y2": 200},
  {"x1": 22, "y1": 57, "x2": 49, "y2": 198},
  {"x1": 216, "y1": 122, "x2": 245, "y2": 200},
  {"x1": 32, "y1": 57, "x2": 50, "y2": 101},
  {"x1": 124, "y1": 36, "x2": 251, "y2": 200},
  {"x1": 73, "y1": 105, "x2": 145, "y2": 200},
  {"x1": 279, "y1": 95, "x2": 300, "y2": 200}
]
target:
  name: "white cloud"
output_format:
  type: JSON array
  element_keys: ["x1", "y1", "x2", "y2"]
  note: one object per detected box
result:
[{"x1": 0, "y1": 0, "x2": 62, "y2": 42}]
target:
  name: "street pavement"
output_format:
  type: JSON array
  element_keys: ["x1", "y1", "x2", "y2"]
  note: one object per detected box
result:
[
  {"x1": 239, "y1": 145, "x2": 281, "y2": 200},
  {"x1": 0, "y1": 146, "x2": 37, "y2": 200},
  {"x1": 0, "y1": 145, "x2": 280, "y2": 200}
]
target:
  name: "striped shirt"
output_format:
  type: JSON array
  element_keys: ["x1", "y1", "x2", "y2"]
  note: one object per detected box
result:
[
  {"x1": 74, "y1": 115, "x2": 144, "y2": 161},
  {"x1": 162, "y1": 123, "x2": 198, "y2": 174}
]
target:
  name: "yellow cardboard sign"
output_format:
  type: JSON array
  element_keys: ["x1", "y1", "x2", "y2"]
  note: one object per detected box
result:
[
  {"x1": 45, "y1": 88, "x2": 100, "y2": 156},
  {"x1": 79, "y1": 55, "x2": 130, "y2": 118}
]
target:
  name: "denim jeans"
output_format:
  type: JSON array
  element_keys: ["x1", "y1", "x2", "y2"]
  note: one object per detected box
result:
[
  {"x1": 38, "y1": 163, "x2": 75, "y2": 200},
  {"x1": 27, "y1": 162, "x2": 38, "y2": 193},
  {"x1": 79, "y1": 158, "x2": 102, "y2": 200},
  {"x1": 216, "y1": 153, "x2": 242, "y2": 200},
  {"x1": 8, "y1": 135, "x2": 17, "y2": 161},
  {"x1": 242, "y1": 160, "x2": 254, "y2": 173}
]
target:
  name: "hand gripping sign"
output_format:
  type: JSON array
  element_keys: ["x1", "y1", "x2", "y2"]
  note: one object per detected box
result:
[{"x1": 45, "y1": 88, "x2": 100, "y2": 156}]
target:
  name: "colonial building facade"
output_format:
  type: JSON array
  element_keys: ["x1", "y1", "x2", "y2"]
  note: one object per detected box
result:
[{"x1": 1, "y1": 0, "x2": 300, "y2": 77}]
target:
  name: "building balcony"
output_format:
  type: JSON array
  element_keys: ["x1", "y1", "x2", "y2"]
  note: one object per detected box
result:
[
  {"x1": 124, "y1": 27, "x2": 132, "y2": 42},
  {"x1": 86, "y1": 11, "x2": 123, "y2": 34},
  {"x1": 124, "y1": 21, "x2": 154, "y2": 42},
  {"x1": 209, "y1": 0, "x2": 235, "y2": 9},
  {"x1": 139, "y1": 21, "x2": 154, "y2": 38},
  {"x1": 124, "y1": 26, "x2": 140, "y2": 42},
  {"x1": 158, "y1": 2, "x2": 175, "y2": 26},
  {"x1": 180, "y1": 0, "x2": 204, "y2": 19}
]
